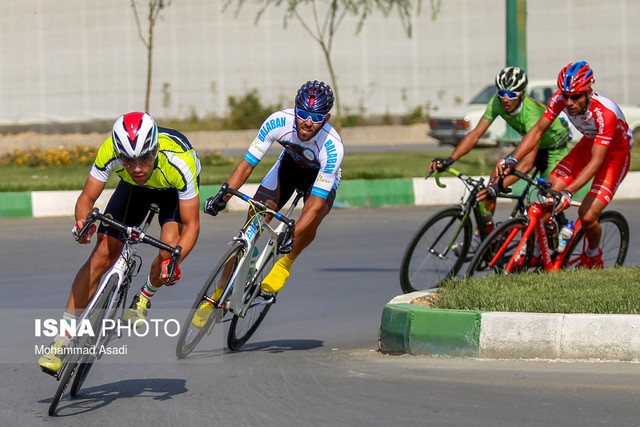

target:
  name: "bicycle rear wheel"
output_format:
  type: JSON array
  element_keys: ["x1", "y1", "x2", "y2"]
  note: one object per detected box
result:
[
  {"x1": 69, "y1": 274, "x2": 120, "y2": 397},
  {"x1": 399, "y1": 206, "x2": 473, "y2": 293},
  {"x1": 175, "y1": 242, "x2": 243, "y2": 358},
  {"x1": 227, "y1": 250, "x2": 275, "y2": 351},
  {"x1": 466, "y1": 216, "x2": 535, "y2": 278},
  {"x1": 562, "y1": 210, "x2": 629, "y2": 269}
]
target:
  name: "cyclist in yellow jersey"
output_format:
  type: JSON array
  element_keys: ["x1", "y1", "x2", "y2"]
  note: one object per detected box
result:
[{"x1": 38, "y1": 112, "x2": 201, "y2": 375}]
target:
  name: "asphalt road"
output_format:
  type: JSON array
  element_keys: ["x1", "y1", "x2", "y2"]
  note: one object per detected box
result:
[{"x1": 2, "y1": 203, "x2": 640, "y2": 425}]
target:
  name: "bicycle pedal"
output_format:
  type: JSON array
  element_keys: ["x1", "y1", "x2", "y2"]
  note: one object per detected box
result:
[{"x1": 40, "y1": 366, "x2": 59, "y2": 378}]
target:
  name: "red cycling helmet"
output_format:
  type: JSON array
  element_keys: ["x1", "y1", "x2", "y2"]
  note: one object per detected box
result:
[
  {"x1": 112, "y1": 112, "x2": 159, "y2": 159},
  {"x1": 557, "y1": 61, "x2": 594, "y2": 95}
]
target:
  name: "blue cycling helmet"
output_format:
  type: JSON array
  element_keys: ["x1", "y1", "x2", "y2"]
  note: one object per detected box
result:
[
  {"x1": 295, "y1": 80, "x2": 334, "y2": 114},
  {"x1": 557, "y1": 61, "x2": 594, "y2": 95}
]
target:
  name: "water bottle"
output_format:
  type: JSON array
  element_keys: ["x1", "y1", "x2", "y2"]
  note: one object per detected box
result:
[
  {"x1": 544, "y1": 219, "x2": 558, "y2": 249},
  {"x1": 556, "y1": 221, "x2": 575, "y2": 253},
  {"x1": 247, "y1": 246, "x2": 258, "y2": 281},
  {"x1": 479, "y1": 203, "x2": 494, "y2": 234}
]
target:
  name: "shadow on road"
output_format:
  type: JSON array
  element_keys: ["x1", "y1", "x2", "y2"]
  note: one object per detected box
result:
[{"x1": 40, "y1": 378, "x2": 188, "y2": 417}]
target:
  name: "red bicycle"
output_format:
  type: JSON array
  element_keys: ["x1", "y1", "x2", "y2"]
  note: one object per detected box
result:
[{"x1": 466, "y1": 170, "x2": 629, "y2": 277}]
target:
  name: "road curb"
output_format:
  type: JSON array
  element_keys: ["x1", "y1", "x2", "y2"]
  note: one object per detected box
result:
[
  {"x1": 379, "y1": 291, "x2": 640, "y2": 361},
  {"x1": 4, "y1": 171, "x2": 640, "y2": 218}
]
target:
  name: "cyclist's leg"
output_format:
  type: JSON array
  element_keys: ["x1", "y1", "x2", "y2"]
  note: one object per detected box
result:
[
  {"x1": 261, "y1": 196, "x2": 334, "y2": 294},
  {"x1": 125, "y1": 187, "x2": 183, "y2": 326},
  {"x1": 39, "y1": 232, "x2": 123, "y2": 374},
  {"x1": 259, "y1": 154, "x2": 335, "y2": 293},
  {"x1": 65, "y1": 233, "x2": 123, "y2": 315},
  {"x1": 577, "y1": 150, "x2": 629, "y2": 255},
  {"x1": 253, "y1": 156, "x2": 293, "y2": 293}
]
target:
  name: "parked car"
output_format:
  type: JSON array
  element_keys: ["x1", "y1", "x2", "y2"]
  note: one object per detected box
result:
[{"x1": 428, "y1": 80, "x2": 640, "y2": 147}]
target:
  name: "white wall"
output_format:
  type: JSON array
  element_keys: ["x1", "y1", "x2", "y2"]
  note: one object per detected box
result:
[{"x1": 1, "y1": 0, "x2": 638, "y2": 125}]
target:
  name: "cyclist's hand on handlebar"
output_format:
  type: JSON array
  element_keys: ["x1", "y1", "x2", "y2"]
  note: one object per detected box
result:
[
  {"x1": 557, "y1": 190, "x2": 573, "y2": 214},
  {"x1": 204, "y1": 196, "x2": 227, "y2": 216},
  {"x1": 160, "y1": 258, "x2": 182, "y2": 285},
  {"x1": 72, "y1": 218, "x2": 96, "y2": 244},
  {"x1": 204, "y1": 185, "x2": 229, "y2": 216},
  {"x1": 477, "y1": 186, "x2": 492, "y2": 202},
  {"x1": 428, "y1": 156, "x2": 454, "y2": 173},
  {"x1": 496, "y1": 157, "x2": 518, "y2": 177}
]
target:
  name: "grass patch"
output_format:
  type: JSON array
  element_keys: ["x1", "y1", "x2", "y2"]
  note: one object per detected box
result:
[{"x1": 430, "y1": 267, "x2": 640, "y2": 314}]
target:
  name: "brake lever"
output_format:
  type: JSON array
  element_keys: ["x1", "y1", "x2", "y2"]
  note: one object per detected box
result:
[
  {"x1": 166, "y1": 246, "x2": 182, "y2": 281},
  {"x1": 76, "y1": 208, "x2": 99, "y2": 242}
]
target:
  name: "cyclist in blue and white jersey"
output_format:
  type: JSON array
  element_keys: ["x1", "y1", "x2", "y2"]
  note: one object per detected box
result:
[{"x1": 204, "y1": 80, "x2": 343, "y2": 296}]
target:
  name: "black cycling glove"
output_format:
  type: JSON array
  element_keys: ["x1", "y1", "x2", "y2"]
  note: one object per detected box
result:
[{"x1": 433, "y1": 156, "x2": 454, "y2": 171}]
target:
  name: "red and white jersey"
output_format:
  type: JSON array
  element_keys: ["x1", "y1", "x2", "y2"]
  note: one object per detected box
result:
[{"x1": 544, "y1": 90, "x2": 633, "y2": 154}]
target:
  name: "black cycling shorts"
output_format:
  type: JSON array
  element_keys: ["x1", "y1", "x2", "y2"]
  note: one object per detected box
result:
[
  {"x1": 98, "y1": 180, "x2": 181, "y2": 240},
  {"x1": 254, "y1": 152, "x2": 336, "y2": 210}
]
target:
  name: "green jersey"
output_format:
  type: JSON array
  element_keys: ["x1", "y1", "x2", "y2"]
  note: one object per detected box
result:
[
  {"x1": 91, "y1": 127, "x2": 201, "y2": 200},
  {"x1": 482, "y1": 95, "x2": 569, "y2": 150}
]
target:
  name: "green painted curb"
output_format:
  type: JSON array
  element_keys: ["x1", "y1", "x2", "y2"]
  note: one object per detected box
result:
[
  {"x1": 336, "y1": 179, "x2": 414, "y2": 207},
  {"x1": 0, "y1": 192, "x2": 32, "y2": 218},
  {"x1": 379, "y1": 303, "x2": 481, "y2": 357}
]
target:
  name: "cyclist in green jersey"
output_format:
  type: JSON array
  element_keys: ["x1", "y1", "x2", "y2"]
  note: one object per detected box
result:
[
  {"x1": 428, "y1": 67, "x2": 569, "y2": 251},
  {"x1": 38, "y1": 112, "x2": 201, "y2": 375}
]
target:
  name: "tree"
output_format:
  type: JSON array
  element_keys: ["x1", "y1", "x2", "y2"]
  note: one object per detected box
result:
[
  {"x1": 225, "y1": 0, "x2": 436, "y2": 130},
  {"x1": 131, "y1": 0, "x2": 172, "y2": 112}
]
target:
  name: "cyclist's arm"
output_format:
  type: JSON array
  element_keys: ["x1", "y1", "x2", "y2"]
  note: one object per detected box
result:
[
  {"x1": 451, "y1": 118, "x2": 491, "y2": 160},
  {"x1": 290, "y1": 194, "x2": 326, "y2": 256},
  {"x1": 226, "y1": 159, "x2": 255, "y2": 197},
  {"x1": 73, "y1": 176, "x2": 106, "y2": 244},
  {"x1": 75, "y1": 175, "x2": 106, "y2": 222},
  {"x1": 495, "y1": 146, "x2": 539, "y2": 188},
  {"x1": 564, "y1": 143, "x2": 608, "y2": 196},
  {"x1": 511, "y1": 116, "x2": 552, "y2": 162},
  {"x1": 174, "y1": 196, "x2": 200, "y2": 260},
  {"x1": 429, "y1": 119, "x2": 491, "y2": 172},
  {"x1": 495, "y1": 116, "x2": 552, "y2": 177}
]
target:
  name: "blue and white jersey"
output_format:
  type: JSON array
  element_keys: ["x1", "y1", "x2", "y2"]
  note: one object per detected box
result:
[{"x1": 244, "y1": 108, "x2": 344, "y2": 199}]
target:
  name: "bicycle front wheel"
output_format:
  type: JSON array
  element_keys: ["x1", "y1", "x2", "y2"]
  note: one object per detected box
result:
[
  {"x1": 176, "y1": 242, "x2": 244, "y2": 359},
  {"x1": 399, "y1": 206, "x2": 473, "y2": 293},
  {"x1": 227, "y1": 250, "x2": 275, "y2": 351},
  {"x1": 70, "y1": 274, "x2": 120, "y2": 397},
  {"x1": 48, "y1": 350, "x2": 83, "y2": 416},
  {"x1": 466, "y1": 216, "x2": 534, "y2": 278},
  {"x1": 562, "y1": 210, "x2": 629, "y2": 269}
]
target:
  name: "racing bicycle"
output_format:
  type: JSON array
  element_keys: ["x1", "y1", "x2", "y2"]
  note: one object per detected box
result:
[
  {"x1": 399, "y1": 166, "x2": 537, "y2": 293},
  {"x1": 175, "y1": 184, "x2": 297, "y2": 358},
  {"x1": 47, "y1": 204, "x2": 181, "y2": 416},
  {"x1": 466, "y1": 170, "x2": 629, "y2": 278}
]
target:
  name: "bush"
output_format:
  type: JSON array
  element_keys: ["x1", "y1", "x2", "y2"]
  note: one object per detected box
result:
[{"x1": 225, "y1": 89, "x2": 283, "y2": 130}]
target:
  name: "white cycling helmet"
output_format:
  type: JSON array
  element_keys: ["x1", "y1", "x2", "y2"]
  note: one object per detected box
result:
[
  {"x1": 495, "y1": 66, "x2": 528, "y2": 93},
  {"x1": 112, "y1": 112, "x2": 159, "y2": 158}
]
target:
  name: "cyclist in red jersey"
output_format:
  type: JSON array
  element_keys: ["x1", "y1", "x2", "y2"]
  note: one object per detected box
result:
[{"x1": 496, "y1": 61, "x2": 633, "y2": 268}]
